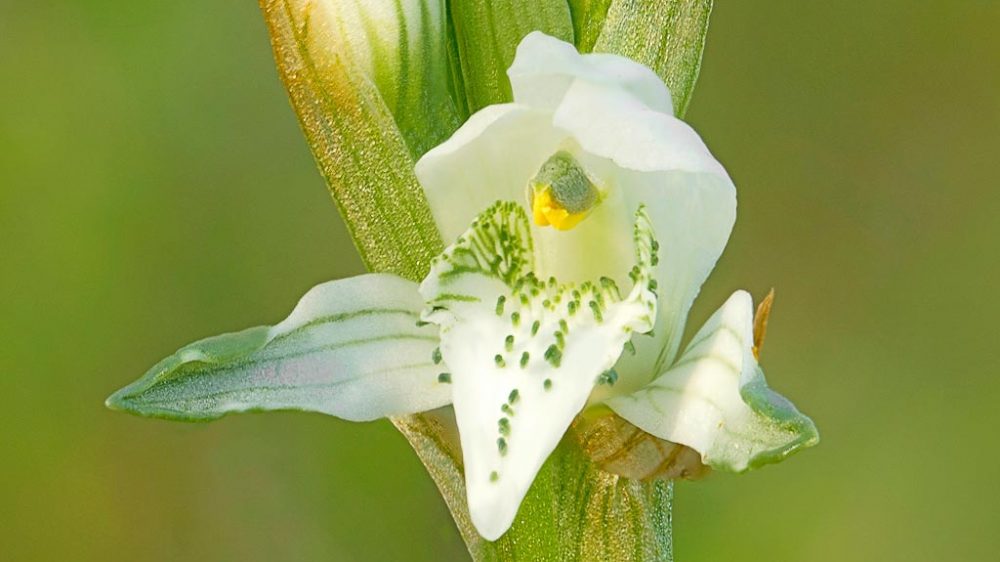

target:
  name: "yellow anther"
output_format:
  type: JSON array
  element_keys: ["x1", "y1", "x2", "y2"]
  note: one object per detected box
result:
[
  {"x1": 528, "y1": 151, "x2": 600, "y2": 231},
  {"x1": 532, "y1": 188, "x2": 588, "y2": 230}
]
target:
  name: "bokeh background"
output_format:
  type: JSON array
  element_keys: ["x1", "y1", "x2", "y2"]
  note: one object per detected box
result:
[{"x1": 2, "y1": 1, "x2": 998, "y2": 560}]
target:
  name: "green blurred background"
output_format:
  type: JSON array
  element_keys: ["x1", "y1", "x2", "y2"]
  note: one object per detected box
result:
[{"x1": 2, "y1": 1, "x2": 998, "y2": 560}]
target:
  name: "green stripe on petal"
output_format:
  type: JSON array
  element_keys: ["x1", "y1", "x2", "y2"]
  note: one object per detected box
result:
[
  {"x1": 606, "y1": 290, "x2": 819, "y2": 472},
  {"x1": 107, "y1": 275, "x2": 451, "y2": 422},
  {"x1": 292, "y1": 0, "x2": 462, "y2": 157},
  {"x1": 419, "y1": 201, "x2": 658, "y2": 540}
]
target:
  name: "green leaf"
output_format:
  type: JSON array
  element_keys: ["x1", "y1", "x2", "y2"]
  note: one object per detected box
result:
[
  {"x1": 106, "y1": 275, "x2": 452, "y2": 422},
  {"x1": 259, "y1": 0, "x2": 454, "y2": 279},
  {"x1": 592, "y1": 0, "x2": 714, "y2": 117},
  {"x1": 567, "y1": 0, "x2": 614, "y2": 52},
  {"x1": 395, "y1": 415, "x2": 675, "y2": 561},
  {"x1": 449, "y1": 0, "x2": 574, "y2": 111}
]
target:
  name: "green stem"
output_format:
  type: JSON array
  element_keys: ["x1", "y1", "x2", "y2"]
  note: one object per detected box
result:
[{"x1": 394, "y1": 414, "x2": 673, "y2": 561}]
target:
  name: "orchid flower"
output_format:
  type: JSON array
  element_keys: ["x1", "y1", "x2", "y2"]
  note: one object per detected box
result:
[{"x1": 107, "y1": 33, "x2": 817, "y2": 542}]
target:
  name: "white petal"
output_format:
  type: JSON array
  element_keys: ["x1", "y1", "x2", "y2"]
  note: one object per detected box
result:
[
  {"x1": 554, "y1": 78, "x2": 726, "y2": 176},
  {"x1": 508, "y1": 31, "x2": 674, "y2": 114},
  {"x1": 107, "y1": 275, "x2": 451, "y2": 422},
  {"x1": 553, "y1": 78, "x2": 737, "y2": 385},
  {"x1": 614, "y1": 167, "x2": 736, "y2": 390},
  {"x1": 415, "y1": 104, "x2": 564, "y2": 244},
  {"x1": 606, "y1": 291, "x2": 819, "y2": 472},
  {"x1": 419, "y1": 202, "x2": 657, "y2": 540}
]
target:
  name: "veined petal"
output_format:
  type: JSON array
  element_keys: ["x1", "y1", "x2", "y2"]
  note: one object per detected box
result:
[
  {"x1": 419, "y1": 202, "x2": 657, "y2": 540},
  {"x1": 107, "y1": 275, "x2": 451, "y2": 422},
  {"x1": 554, "y1": 78, "x2": 737, "y2": 386},
  {"x1": 508, "y1": 31, "x2": 674, "y2": 114},
  {"x1": 606, "y1": 291, "x2": 819, "y2": 472}
]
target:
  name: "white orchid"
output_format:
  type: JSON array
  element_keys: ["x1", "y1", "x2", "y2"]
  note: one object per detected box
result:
[{"x1": 108, "y1": 33, "x2": 816, "y2": 542}]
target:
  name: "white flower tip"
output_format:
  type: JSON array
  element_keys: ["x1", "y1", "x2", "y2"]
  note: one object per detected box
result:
[
  {"x1": 469, "y1": 492, "x2": 517, "y2": 541},
  {"x1": 512, "y1": 30, "x2": 569, "y2": 63},
  {"x1": 728, "y1": 289, "x2": 754, "y2": 316}
]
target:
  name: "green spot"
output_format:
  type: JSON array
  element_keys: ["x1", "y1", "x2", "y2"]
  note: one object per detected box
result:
[
  {"x1": 543, "y1": 379, "x2": 553, "y2": 391},
  {"x1": 555, "y1": 331, "x2": 565, "y2": 349},
  {"x1": 511, "y1": 311, "x2": 521, "y2": 327},
  {"x1": 531, "y1": 320, "x2": 541, "y2": 336},
  {"x1": 520, "y1": 351, "x2": 530, "y2": 368},
  {"x1": 544, "y1": 345, "x2": 562, "y2": 368},
  {"x1": 505, "y1": 334, "x2": 515, "y2": 352},
  {"x1": 497, "y1": 437, "x2": 508, "y2": 456},
  {"x1": 598, "y1": 369, "x2": 618, "y2": 386},
  {"x1": 589, "y1": 300, "x2": 603, "y2": 322},
  {"x1": 437, "y1": 372, "x2": 451, "y2": 384},
  {"x1": 508, "y1": 389, "x2": 520, "y2": 404},
  {"x1": 559, "y1": 319, "x2": 569, "y2": 334},
  {"x1": 498, "y1": 417, "x2": 511, "y2": 436},
  {"x1": 501, "y1": 403, "x2": 514, "y2": 416},
  {"x1": 495, "y1": 295, "x2": 506, "y2": 316},
  {"x1": 431, "y1": 347, "x2": 442, "y2": 365},
  {"x1": 490, "y1": 471, "x2": 499, "y2": 482},
  {"x1": 495, "y1": 354, "x2": 506, "y2": 368}
]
